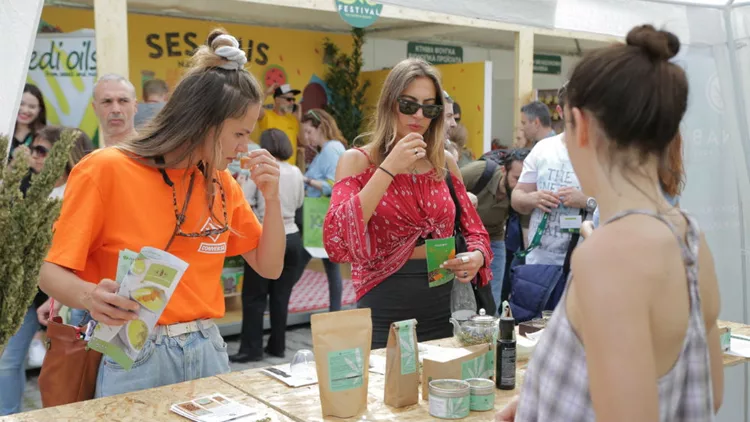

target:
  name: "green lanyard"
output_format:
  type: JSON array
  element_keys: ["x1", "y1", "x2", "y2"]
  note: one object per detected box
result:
[{"x1": 514, "y1": 212, "x2": 549, "y2": 259}]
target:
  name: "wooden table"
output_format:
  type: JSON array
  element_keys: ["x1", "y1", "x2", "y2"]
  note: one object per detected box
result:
[
  {"x1": 0, "y1": 376, "x2": 293, "y2": 422},
  {"x1": 719, "y1": 320, "x2": 750, "y2": 367},
  {"x1": 218, "y1": 337, "x2": 523, "y2": 422},
  {"x1": 2, "y1": 321, "x2": 748, "y2": 422}
]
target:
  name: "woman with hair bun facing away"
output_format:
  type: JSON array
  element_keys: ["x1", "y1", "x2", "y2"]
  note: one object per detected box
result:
[
  {"x1": 497, "y1": 25, "x2": 723, "y2": 421},
  {"x1": 38, "y1": 29, "x2": 286, "y2": 398}
]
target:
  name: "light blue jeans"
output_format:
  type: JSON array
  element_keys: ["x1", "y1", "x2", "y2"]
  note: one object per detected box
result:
[
  {"x1": 489, "y1": 240, "x2": 507, "y2": 316},
  {"x1": 0, "y1": 307, "x2": 39, "y2": 416},
  {"x1": 95, "y1": 321, "x2": 230, "y2": 398}
]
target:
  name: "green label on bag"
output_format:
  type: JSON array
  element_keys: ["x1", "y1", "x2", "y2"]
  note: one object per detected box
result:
[
  {"x1": 470, "y1": 394, "x2": 495, "y2": 412},
  {"x1": 425, "y1": 237, "x2": 456, "y2": 288},
  {"x1": 394, "y1": 319, "x2": 417, "y2": 375},
  {"x1": 461, "y1": 351, "x2": 495, "y2": 380},
  {"x1": 328, "y1": 348, "x2": 364, "y2": 392}
]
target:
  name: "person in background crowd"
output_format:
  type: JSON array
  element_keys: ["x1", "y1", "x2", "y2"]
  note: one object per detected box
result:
[
  {"x1": 38, "y1": 28, "x2": 285, "y2": 398},
  {"x1": 9, "y1": 83, "x2": 46, "y2": 162},
  {"x1": 258, "y1": 83, "x2": 302, "y2": 166},
  {"x1": 231, "y1": 129, "x2": 304, "y2": 363},
  {"x1": 448, "y1": 124, "x2": 474, "y2": 167},
  {"x1": 499, "y1": 24, "x2": 722, "y2": 421},
  {"x1": 461, "y1": 149, "x2": 526, "y2": 312},
  {"x1": 453, "y1": 101, "x2": 462, "y2": 124},
  {"x1": 520, "y1": 101, "x2": 556, "y2": 147},
  {"x1": 491, "y1": 138, "x2": 504, "y2": 150},
  {"x1": 511, "y1": 84, "x2": 596, "y2": 268},
  {"x1": 92, "y1": 74, "x2": 138, "y2": 146},
  {"x1": 0, "y1": 127, "x2": 93, "y2": 416},
  {"x1": 512, "y1": 127, "x2": 527, "y2": 149},
  {"x1": 296, "y1": 109, "x2": 347, "y2": 312},
  {"x1": 443, "y1": 91, "x2": 458, "y2": 136},
  {"x1": 324, "y1": 58, "x2": 492, "y2": 348},
  {"x1": 134, "y1": 79, "x2": 169, "y2": 130}
]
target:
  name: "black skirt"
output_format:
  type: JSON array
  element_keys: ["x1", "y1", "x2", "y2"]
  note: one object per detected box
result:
[{"x1": 357, "y1": 259, "x2": 452, "y2": 349}]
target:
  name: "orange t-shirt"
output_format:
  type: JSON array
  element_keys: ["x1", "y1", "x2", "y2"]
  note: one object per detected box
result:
[{"x1": 46, "y1": 148, "x2": 262, "y2": 325}]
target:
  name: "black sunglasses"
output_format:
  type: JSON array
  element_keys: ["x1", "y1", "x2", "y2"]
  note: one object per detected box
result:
[
  {"x1": 397, "y1": 98, "x2": 443, "y2": 119},
  {"x1": 31, "y1": 145, "x2": 49, "y2": 157},
  {"x1": 281, "y1": 97, "x2": 296, "y2": 103}
]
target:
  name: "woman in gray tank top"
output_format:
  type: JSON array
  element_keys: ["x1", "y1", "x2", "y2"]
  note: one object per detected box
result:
[{"x1": 497, "y1": 24, "x2": 723, "y2": 422}]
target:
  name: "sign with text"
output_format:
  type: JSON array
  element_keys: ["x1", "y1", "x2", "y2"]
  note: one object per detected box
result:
[
  {"x1": 407, "y1": 42, "x2": 463, "y2": 65},
  {"x1": 335, "y1": 0, "x2": 383, "y2": 28},
  {"x1": 533, "y1": 54, "x2": 562, "y2": 75}
]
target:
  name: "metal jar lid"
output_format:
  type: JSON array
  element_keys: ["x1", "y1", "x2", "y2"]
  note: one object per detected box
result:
[
  {"x1": 429, "y1": 379, "x2": 471, "y2": 398},
  {"x1": 466, "y1": 378, "x2": 495, "y2": 395},
  {"x1": 470, "y1": 309, "x2": 497, "y2": 326}
]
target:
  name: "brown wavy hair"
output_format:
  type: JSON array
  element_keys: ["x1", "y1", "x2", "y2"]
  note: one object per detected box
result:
[
  {"x1": 116, "y1": 27, "x2": 262, "y2": 220},
  {"x1": 300, "y1": 109, "x2": 348, "y2": 146},
  {"x1": 659, "y1": 133, "x2": 685, "y2": 198},
  {"x1": 359, "y1": 58, "x2": 447, "y2": 180}
]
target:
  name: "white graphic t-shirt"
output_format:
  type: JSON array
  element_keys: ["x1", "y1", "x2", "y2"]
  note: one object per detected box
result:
[{"x1": 517, "y1": 133, "x2": 587, "y2": 265}]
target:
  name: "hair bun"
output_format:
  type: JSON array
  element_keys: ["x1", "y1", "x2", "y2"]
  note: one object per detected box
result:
[
  {"x1": 204, "y1": 28, "x2": 247, "y2": 70},
  {"x1": 626, "y1": 25, "x2": 680, "y2": 61}
]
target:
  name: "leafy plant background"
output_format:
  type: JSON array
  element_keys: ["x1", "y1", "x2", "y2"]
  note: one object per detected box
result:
[
  {"x1": 0, "y1": 132, "x2": 75, "y2": 354},
  {"x1": 322, "y1": 28, "x2": 370, "y2": 145}
]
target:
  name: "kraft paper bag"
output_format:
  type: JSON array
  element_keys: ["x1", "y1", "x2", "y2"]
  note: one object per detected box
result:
[
  {"x1": 421, "y1": 343, "x2": 493, "y2": 400},
  {"x1": 311, "y1": 308, "x2": 372, "y2": 418},
  {"x1": 384, "y1": 319, "x2": 419, "y2": 408}
]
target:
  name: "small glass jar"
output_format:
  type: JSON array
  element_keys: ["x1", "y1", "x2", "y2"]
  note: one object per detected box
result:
[
  {"x1": 466, "y1": 378, "x2": 495, "y2": 412},
  {"x1": 428, "y1": 379, "x2": 471, "y2": 419}
]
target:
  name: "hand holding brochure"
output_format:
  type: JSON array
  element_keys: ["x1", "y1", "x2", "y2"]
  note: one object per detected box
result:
[{"x1": 88, "y1": 247, "x2": 189, "y2": 370}]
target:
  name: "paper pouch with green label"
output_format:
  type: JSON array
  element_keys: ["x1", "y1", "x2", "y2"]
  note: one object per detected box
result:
[
  {"x1": 384, "y1": 319, "x2": 419, "y2": 408},
  {"x1": 426, "y1": 237, "x2": 456, "y2": 288},
  {"x1": 311, "y1": 308, "x2": 372, "y2": 418}
]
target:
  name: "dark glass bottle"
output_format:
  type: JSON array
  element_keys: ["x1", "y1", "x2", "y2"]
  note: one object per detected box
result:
[{"x1": 496, "y1": 316, "x2": 516, "y2": 390}]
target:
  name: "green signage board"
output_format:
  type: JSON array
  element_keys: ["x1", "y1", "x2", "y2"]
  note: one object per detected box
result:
[
  {"x1": 533, "y1": 54, "x2": 562, "y2": 75},
  {"x1": 407, "y1": 42, "x2": 463, "y2": 65},
  {"x1": 335, "y1": 0, "x2": 383, "y2": 28}
]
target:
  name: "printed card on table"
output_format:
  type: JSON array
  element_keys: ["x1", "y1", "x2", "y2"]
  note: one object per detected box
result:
[
  {"x1": 171, "y1": 393, "x2": 265, "y2": 422},
  {"x1": 88, "y1": 247, "x2": 189, "y2": 371}
]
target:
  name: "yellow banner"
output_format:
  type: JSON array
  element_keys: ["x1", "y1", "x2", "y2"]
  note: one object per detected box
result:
[{"x1": 39, "y1": 6, "x2": 353, "y2": 160}]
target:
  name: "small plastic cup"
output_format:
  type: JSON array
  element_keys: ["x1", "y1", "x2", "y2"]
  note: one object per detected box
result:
[{"x1": 290, "y1": 349, "x2": 316, "y2": 379}]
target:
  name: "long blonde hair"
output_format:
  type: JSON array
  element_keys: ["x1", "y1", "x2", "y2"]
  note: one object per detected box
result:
[
  {"x1": 363, "y1": 59, "x2": 446, "y2": 179},
  {"x1": 116, "y1": 28, "x2": 262, "y2": 219}
]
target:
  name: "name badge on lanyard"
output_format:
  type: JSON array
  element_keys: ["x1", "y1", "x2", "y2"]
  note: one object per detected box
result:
[{"x1": 560, "y1": 215, "x2": 582, "y2": 233}]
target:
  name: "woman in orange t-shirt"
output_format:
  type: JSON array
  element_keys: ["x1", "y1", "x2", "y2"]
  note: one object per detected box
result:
[{"x1": 38, "y1": 29, "x2": 286, "y2": 398}]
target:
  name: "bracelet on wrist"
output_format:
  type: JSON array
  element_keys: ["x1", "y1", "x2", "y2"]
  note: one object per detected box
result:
[{"x1": 378, "y1": 166, "x2": 395, "y2": 179}]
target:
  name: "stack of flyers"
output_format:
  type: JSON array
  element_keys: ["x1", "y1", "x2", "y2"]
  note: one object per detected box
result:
[
  {"x1": 87, "y1": 247, "x2": 189, "y2": 370},
  {"x1": 170, "y1": 394, "x2": 265, "y2": 422}
]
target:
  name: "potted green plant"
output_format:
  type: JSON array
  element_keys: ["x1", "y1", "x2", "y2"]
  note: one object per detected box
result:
[
  {"x1": 0, "y1": 131, "x2": 75, "y2": 355},
  {"x1": 323, "y1": 28, "x2": 370, "y2": 144}
]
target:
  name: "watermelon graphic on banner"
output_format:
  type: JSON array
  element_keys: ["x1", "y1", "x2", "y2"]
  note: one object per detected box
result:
[{"x1": 264, "y1": 65, "x2": 287, "y2": 88}]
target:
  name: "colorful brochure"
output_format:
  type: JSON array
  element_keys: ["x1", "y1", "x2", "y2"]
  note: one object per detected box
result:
[
  {"x1": 88, "y1": 247, "x2": 189, "y2": 370},
  {"x1": 171, "y1": 393, "x2": 263, "y2": 422},
  {"x1": 425, "y1": 237, "x2": 456, "y2": 288}
]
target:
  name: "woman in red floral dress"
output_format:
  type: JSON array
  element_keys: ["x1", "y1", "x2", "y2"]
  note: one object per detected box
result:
[{"x1": 323, "y1": 59, "x2": 492, "y2": 348}]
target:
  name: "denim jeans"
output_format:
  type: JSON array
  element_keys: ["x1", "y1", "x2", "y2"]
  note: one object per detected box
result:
[
  {"x1": 95, "y1": 321, "x2": 229, "y2": 398},
  {"x1": 299, "y1": 251, "x2": 343, "y2": 312},
  {"x1": 489, "y1": 240, "x2": 507, "y2": 316},
  {"x1": 0, "y1": 307, "x2": 39, "y2": 415}
]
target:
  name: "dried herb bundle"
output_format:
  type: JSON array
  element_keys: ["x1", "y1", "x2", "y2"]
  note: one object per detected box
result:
[{"x1": 0, "y1": 131, "x2": 75, "y2": 353}]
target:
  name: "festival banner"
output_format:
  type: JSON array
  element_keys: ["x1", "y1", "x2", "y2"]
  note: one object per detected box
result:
[
  {"x1": 38, "y1": 7, "x2": 353, "y2": 156},
  {"x1": 26, "y1": 30, "x2": 99, "y2": 138}
]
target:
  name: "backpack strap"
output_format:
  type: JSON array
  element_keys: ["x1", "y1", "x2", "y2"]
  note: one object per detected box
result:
[{"x1": 469, "y1": 159, "x2": 499, "y2": 195}]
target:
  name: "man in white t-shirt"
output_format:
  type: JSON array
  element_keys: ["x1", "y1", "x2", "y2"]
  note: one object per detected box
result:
[{"x1": 510, "y1": 84, "x2": 596, "y2": 266}]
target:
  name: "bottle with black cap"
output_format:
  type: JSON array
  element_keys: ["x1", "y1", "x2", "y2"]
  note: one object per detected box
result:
[{"x1": 496, "y1": 301, "x2": 516, "y2": 390}]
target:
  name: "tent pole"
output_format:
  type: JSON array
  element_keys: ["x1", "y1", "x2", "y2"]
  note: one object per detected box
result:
[
  {"x1": 513, "y1": 29, "x2": 534, "y2": 143},
  {"x1": 723, "y1": 7, "x2": 750, "y2": 333},
  {"x1": 93, "y1": 0, "x2": 130, "y2": 148}
]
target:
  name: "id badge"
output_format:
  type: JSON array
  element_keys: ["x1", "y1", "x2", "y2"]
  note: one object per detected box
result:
[{"x1": 560, "y1": 215, "x2": 582, "y2": 233}]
